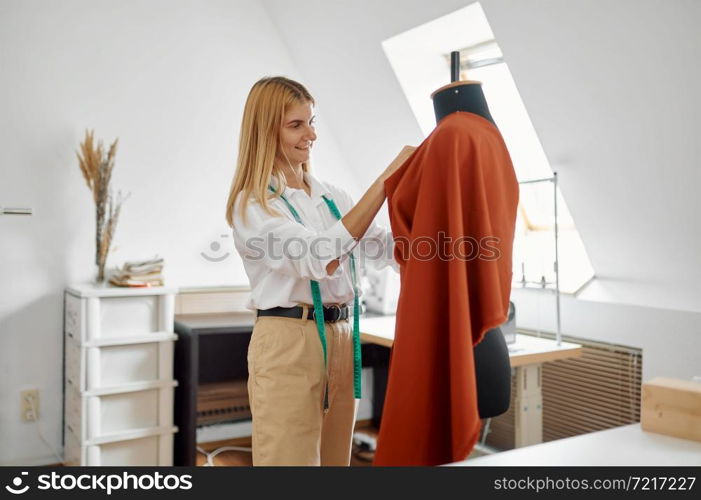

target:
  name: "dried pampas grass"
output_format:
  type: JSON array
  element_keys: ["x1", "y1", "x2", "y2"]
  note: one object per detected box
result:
[{"x1": 76, "y1": 129, "x2": 131, "y2": 283}]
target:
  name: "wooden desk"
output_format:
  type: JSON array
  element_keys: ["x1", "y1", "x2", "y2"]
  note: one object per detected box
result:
[
  {"x1": 450, "y1": 423, "x2": 701, "y2": 466},
  {"x1": 360, "y1": 315, "x2": 583, "y2": 448}
]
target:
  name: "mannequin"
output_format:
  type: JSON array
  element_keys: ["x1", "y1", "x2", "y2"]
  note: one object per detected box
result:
[
  {"x1": 430, "y1": 74, "x2": 512, "y2": 419},
  {"x1": 373, "y1": 51, "x2": 518, "y2": 464}
]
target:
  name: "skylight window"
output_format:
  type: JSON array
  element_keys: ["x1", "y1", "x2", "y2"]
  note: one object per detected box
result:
[{"x1": 382, "y1": 2, "x2": 594, "y2": 294}]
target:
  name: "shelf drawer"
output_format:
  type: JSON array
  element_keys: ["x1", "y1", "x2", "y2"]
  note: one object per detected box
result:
[
  {"x1": 63, "y1": 426, "x2": 176, "y2": 466},
  {"x1": 88, "y1": 432, "x2": 174, "y2": 466},
  {"x1": 65, "y1": 337, "x2": 174, "y2": 393},
  {"x1": 86, "y1": 384, "x2": 175, "y2": 441},
  {"x1": 65, "y1": 291, "x2": 175, "y2": 343},
  {"x1": 86, "y1": 341, "x2": 174, "y2": 391}
]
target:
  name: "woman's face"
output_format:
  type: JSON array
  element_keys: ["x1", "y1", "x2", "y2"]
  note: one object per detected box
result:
[{"x1": 277, "y1": 100, "x2": 317, "y2": 168}]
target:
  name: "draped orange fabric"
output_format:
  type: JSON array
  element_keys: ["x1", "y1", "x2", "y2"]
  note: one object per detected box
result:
[{"x1": 373, "y1": 111, "x2": 519, "y2": 466}]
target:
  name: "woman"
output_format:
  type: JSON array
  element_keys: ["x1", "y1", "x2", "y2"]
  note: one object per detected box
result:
[{"x1": 225, "y1": 76, "x2": 414, "y2": 466}]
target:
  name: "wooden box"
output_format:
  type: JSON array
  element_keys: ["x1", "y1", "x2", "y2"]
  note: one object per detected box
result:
[{"x1": 641, "y1": 377, "x2": 701, "y2": 442}]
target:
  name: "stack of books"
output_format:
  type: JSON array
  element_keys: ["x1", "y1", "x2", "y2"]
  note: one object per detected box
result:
[{"x1": 109, "y1": 255, "x2": 165, "y2": 287}]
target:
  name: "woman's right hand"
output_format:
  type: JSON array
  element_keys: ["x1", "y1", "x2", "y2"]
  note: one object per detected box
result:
[
  {"x1": 339, "y1": 145, "x2": 416, "y2": 253},
  {"x1": 378, "y1": 145, "x2": 416, "y2": 183}
]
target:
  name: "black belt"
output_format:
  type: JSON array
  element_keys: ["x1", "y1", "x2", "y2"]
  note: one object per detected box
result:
[{"x1": 257, "y1": 304, "x2": 350, "y2": 323}]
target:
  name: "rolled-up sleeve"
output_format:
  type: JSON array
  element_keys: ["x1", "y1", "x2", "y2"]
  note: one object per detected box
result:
[
  {"x1": 326, "y1": 184, "x2": 400, "y2": 273},
  {"x1": 354, "y1": 220, "x2": 400, "y2": 273},
  {"x1": 232, "y1": 197, "x2": 357, "y2": 281}
]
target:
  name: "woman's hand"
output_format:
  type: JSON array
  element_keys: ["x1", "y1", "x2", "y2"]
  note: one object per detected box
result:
[
  {"x1": 378, "y1": 145, "x2": 417, "y2": 183},
  {"x1": 329, "y1": 145, "x2": 416, "y2": 275}
]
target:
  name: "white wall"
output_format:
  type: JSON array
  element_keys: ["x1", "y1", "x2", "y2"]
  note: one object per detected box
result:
[
  {"x1": 0, "y1": 0, "x2": 358, "y2": 466},
  {"x1": 513, "y1": 288, "x2": 701, "y2": 383}
]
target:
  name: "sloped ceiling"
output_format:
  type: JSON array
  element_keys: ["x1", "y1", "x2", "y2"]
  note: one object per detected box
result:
[{"x1": 263, "y1": 0, "x2": 701, "y2": 292}]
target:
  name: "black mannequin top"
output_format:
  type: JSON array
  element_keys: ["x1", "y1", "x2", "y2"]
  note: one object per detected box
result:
[
  {"x1": 430, "y1": 80, "x2": 511, "y2": 419},
  {"x1": 431, "y1": 80, "x2": 496, "y2": 127}
]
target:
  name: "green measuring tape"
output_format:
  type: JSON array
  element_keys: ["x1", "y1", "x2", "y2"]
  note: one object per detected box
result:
[{"x1": 267, "y1": 185, "x2": 362, "y2": 409}]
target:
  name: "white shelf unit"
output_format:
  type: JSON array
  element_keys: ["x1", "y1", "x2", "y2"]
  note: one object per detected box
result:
[{"x1": 62, "y1": 284, "x2": 179, "y2": 466}]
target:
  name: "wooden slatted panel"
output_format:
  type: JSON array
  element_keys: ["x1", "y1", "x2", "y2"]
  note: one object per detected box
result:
[
  {"x1": 540, "y1": 332, "x2": 642, "y2": 442},
  {"x1": 482, "y1": 331, "x2": 642, "y2": 450}
]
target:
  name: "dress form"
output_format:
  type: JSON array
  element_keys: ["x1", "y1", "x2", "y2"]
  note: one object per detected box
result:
[{"x1": 430, "y1": 58, "x2": 512, "y2": 419}]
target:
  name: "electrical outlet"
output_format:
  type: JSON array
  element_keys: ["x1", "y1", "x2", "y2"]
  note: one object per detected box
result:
[{"x1": 21, "y1": 389, "x2": 39, "y2": 422}]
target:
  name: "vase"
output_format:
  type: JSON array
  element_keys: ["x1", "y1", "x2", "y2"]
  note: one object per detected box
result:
[{"x1": 93, "y1": 263, "x2": 108, "y2": 287}]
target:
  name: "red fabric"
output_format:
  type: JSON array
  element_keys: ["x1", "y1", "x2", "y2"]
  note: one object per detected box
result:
[{"x1": 373, "y1": 111, "x2": 519, "y2": 466}]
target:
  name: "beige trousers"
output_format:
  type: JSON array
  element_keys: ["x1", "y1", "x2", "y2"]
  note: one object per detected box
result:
[{"x1": 247, "y1": 305, "x2": 359, "y2": 466}]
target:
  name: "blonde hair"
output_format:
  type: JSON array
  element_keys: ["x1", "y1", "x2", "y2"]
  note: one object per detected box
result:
[{"x1": 225, "y1": 76, "x2": 315, "y2": 227}]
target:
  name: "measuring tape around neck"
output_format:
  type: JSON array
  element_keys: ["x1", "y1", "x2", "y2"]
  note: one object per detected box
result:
[{"x1": 267, "y1": 185, "x2": 362, "y2": 408}]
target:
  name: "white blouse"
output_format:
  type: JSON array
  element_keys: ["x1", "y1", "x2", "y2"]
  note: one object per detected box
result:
[{"x1": 231, "y1": 171, "x2": 399, "y2": 310}]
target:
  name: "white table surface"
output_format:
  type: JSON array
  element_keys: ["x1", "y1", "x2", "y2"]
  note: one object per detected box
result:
[
  {"x1": 359, "y1": 315, "x2": 583, "y2": 366},
  {"x1": 449, "y1": 424, "x2": 701, "y2": 466}
]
